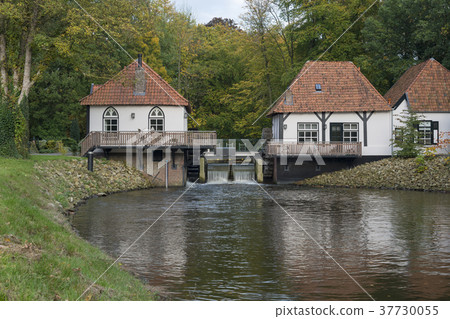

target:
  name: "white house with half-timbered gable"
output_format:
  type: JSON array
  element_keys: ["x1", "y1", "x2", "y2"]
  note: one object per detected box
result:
[
  {"x1": 385, "y1": 58, "x2": 450, "y2": 154},
  {"x1": 267, "y1": 61, "x2": 392, "y2": 181}
]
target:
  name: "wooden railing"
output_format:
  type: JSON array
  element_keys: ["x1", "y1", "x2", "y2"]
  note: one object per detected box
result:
[
  {"x1": 81, "y1": 131, "x2": 217, "y2": 156},
  {"x1": 266, "y1": 141, "x2": 362, "y2": 157}
]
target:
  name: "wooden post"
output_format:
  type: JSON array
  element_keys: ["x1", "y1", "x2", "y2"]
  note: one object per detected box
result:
[
  {"x1": 273, "y1": 156, "x2": 278, "y2": 184},
  {"x1": 199, "y1": 157, "x2": 206, "y2": 183},
  {"x1": 165, "y1": 159, "x2": 169, "y2": 189},
  {"x1": 87, "y1": 151, "x2": 94, "y2": 172}
]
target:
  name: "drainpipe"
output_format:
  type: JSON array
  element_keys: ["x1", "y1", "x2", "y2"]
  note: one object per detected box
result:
[{"x1": 390, "y1": 108, "x2": 395, "y2": 156}]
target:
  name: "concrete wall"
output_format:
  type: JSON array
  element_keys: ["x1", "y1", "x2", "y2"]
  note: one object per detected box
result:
[
  {"x1": 279, "y1": 111, "x2": 392, "y2": 156},
  {"x1": 273, "y1": 156, "x2": 389, "y2": 182},
  {"x1": 89, "y1": 105, "x2": 188, "y2": 132},
  {"x1": 393, "y1": 99, "x2": 450, "y2": 154}
]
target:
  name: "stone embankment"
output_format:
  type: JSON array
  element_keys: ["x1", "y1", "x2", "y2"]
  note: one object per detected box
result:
[
  {"x1": 298, "y1": 157, "x2": 450, "y2": 192},
  {"x1": 35, "y1": 158, "x2": 152, "y2": 210}
]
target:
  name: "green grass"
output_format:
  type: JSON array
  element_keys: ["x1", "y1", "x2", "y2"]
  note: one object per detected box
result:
[{"x1": 0, "y1": 157, "x2": 156, "y2": 300}]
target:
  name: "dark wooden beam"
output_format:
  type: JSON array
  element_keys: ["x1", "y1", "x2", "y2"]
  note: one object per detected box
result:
[
  {"x1": 86, "y1": 105, "x2": 90, "y2": 135},
  {"x1": 314, "y1": 112, "x2": 333, "y2": 142},
  {"x1": 355, "y1": 111, "x2": 374, "y2": 147}
]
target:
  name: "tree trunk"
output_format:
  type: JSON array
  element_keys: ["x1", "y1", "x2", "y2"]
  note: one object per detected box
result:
[
  {"x1": 260, "y1": 36, "x2": 272, "y2": 102},
  {"x1": 18, "y1": 4, "x2": 39, "y2": 105},
  {"x1": 0, "y1": 33, "x2": 7, "y2": 97},
  {"x1": 18, "y1": 37, "x2": 33, "y2": 105}
]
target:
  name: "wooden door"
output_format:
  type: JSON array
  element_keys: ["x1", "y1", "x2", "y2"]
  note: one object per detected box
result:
[{"x1": 330, "y1": 123, "x2": 343, "y2": 142}]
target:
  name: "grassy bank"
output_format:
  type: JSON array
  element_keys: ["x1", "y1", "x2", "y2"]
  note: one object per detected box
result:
[
  {"x1": 0, "y1": 156, "x2": 155, "y2": 300},
  {"x1": 298, "y1": 156, "x2": 450, "y2": 192}
]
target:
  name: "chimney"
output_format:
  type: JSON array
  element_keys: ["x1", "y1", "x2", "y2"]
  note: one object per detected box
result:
[{"x1": 134, "y1": 54, "x2": 146, "y2": 95}]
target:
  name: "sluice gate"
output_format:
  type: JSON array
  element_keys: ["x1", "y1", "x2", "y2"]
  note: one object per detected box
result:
[{"x1": 206, "y1": 163, "x2": 256, "y2": 184}]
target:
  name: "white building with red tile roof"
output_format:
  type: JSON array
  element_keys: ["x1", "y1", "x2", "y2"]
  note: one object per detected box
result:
[
  {"x1": 385, "y1": 58, "x2": 449, "y2": 151},
  {"x1": 268, "y1": 61, "x2": 392, "y2": 157},
  {"x1": 266, "y1": 61, "x2": 392, "y2": 182},
  {"x1": 81, "y1": 55, "x2": 190, "y2": 134},
  {"x1": 79, "y1": 55, "x2": 216, "y2": 186}
]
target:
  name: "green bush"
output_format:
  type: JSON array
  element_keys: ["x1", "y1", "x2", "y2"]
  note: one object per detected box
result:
[
  {"x1": 14, "y1": 97, "x2": 30, "y2": 158},
  {"x1": 46, "y1": 140, "x2": 57, "y2": 151},
  {"x1": 61, "y1": 137, "x2": 79, "y2": 155},
  {"x1": 70, "y1": 119, "x2": 80, "y2": 142},
  {"x1": 415, "y1": 155, "x2": 427, "y2": 173},
  {"x1": 62, "y1": 137, "x2": 74, "y2": 147},
  {"x1": 0, "y1": 99, "x2": 19, "y2": 158},
  {"x1": 392, "y1": 107, "x2": 423, "y2": 158},
  {"x1": 55, "y1": 141, "x2": 67, "y2": 155}
]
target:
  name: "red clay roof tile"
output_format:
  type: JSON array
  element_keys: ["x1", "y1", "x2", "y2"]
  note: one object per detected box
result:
[
  {"x1": 81, "y1": 60, "x2": 191, "y2": 113},
  {"x1": 268, "y1": 61, "x2": 390, "y2": 115},
  {"x1": 384, "y1": 59, "x2": 449, "y2": 112}
]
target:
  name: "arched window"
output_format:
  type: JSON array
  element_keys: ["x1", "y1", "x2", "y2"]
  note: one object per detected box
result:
[
  {"x1": 149, "y1": 107, "x2": 164, "y2": 131},
  {"x1": 103, "y1": 107, "x2": 119, "y2": 132}
]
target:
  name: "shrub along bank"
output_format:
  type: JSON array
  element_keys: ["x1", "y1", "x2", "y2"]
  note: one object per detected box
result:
[
  {"x1": 297, "y1": 157, "x2": 450, "y2": 192},
  {"x1": 0, "y1": 156, "x2": 155, "y2": 300}
]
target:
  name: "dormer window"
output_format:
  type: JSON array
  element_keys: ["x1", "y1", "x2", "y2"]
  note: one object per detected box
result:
[{"x1": 315, "y1": 84, "x2": 322, "y2": 92}]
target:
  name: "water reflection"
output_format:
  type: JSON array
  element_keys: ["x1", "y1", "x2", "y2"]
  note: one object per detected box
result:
[{"x1": 72, "y1": 185, "x2": 450, "y2": 300}]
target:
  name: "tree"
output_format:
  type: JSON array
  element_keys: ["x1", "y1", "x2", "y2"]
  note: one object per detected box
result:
[
  {"x1": 0, "y1": 0, "x2": 66, "y2": 156},
  {"x1": 28, "y1": 58, "x2": 88, "y2": 140},
  {"x1": 242, "y1": 0, "x2": 275, "y2": 102},
  {"x1": 70, "y1": 119, "x2": 81, "y2": 143},
  {"x1": 183, "y1": 23, "x2": 250, "y2": 137},
  {"x1": 392, "y1": 107, "x2": 424, "y2": 158},
  {"x1": 359, "y1": 0, "x2": 449, "y2": 93},
  {"x1": 0, "y1": 97, "x2": 18, "y2": 157},
  {"x1": 205, "y1": 17, "x2": 240, "y2": 30},
  {"x1": 27, "y1": 0, "x2": 167, "y2": 142}
]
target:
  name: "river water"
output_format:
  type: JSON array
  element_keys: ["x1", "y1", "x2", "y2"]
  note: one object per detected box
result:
[{"x1": 72, "y1": 184, "x2": 450, "y2": 300}]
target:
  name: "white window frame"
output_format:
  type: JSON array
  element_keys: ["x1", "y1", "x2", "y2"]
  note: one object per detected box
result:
[
  {"x1": 103, "y1": 107, "x2": 119, "y2": 132},
  {"x1": 343, "y1": 123, "x2": 358, "y2": 142},
  {"x1": 418, "y1": 121, "x2": 432, "y2": 145},
  {"x1": 149, "y1": 107, "x2": 164, "y2": 132},
  {"x1": 297, "y1": 122, "x2": 319, "y2": 143}
]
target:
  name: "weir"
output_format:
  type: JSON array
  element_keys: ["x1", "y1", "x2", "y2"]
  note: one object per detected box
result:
[
  {"x1": 201, "y1": 147, "x2": 263, "y2": 184},
  {"x1": 206, "y1": 163, "x2": 256, "y2": 184},
  {"x1": 207, "y1": 164, "x2": 230, "y2": 184},
  {"x1": 232, "y1": 164, "x2": 255, "y2": 183}
]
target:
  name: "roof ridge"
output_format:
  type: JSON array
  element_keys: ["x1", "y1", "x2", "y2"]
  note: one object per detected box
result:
[
  {"x1": 404, "y1": 59, "x2": 432, "y2": 94},
  {"x1": 267, "y1": 60, "x2": 390, "y2": 115},
  {"x1": 80, "y1": 60, "x2": 190, "y2": 109},
  {"x1": 384, "y1": 59, "x2": 430, "y2": 105}
]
